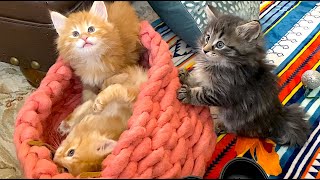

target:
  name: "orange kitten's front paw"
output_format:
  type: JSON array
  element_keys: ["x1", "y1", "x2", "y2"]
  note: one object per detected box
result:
[
  {"x1": 58, "y1": 121, "x2": 71, "y2": 136},
  {"x1": 93, "y1": 98, "x2": 105, "y2": 113}
]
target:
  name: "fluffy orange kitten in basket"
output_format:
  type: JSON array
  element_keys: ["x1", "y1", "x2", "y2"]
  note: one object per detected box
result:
[
  {"x1": 50, "y1": 1, "x2": 144, "y2": 97},
  {"x1": 49, "y1": 1, "x2": 148, "y2": 176},
  {"x1": 53, "y1": 82, "x2": 144, "y2": 176}
]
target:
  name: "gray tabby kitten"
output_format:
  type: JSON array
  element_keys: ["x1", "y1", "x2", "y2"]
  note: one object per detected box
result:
[{"x1": 177, "y1": 5, "x2": 310, "y2": 147}]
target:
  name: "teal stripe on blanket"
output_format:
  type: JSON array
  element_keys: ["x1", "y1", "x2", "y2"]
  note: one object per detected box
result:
[
  {"x1": 274, "y1": 24, "x2": 320, "y2": 74},
  {"x1": 151, "y1": 18, "x2": 162, "y2": 28},
  {"x1": 261, "y1": 1, "x2": 297, "y2": 31},
  {"x1": 304, "y1": 91, "x2": 320, "y2": 113},
  {"x1": 264, "y1": 1, "x2": 318, "y2": 50}
]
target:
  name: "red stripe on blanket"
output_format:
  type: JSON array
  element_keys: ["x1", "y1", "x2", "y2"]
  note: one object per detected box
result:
[
  {"x1": 204, "y1": 134, "x2": 237, "y2": 179},
  {"x1": 278, "y1": 38, "x2": 320, "y2": 102}
]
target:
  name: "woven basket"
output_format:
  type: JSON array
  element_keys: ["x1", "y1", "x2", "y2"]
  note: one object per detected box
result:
[{"x1": 14, "y1": 21, "x2": 216, "y2": 179}]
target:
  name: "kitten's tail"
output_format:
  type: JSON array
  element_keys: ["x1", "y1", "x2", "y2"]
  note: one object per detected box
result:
[{"x1": 271, "y1": 104, "x2": 311, "y2": 147}]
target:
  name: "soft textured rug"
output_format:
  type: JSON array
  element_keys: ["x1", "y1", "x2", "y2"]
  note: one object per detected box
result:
[
  {"x1": 150, "y1": 1, "x2": 320, "y2": 179},
  {"x1": 0, "y1": 62, "x2": 35, "y2": 178}
]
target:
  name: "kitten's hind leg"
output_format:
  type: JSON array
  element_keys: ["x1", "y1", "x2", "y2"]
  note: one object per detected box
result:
[{"x1": 93, "y1": 84, "x2": 139, "y2": 113}]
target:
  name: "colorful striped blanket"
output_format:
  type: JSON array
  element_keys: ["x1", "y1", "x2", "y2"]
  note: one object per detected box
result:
[{"x1": 151, "y1": 1, "x2": 320, "y2": 179}]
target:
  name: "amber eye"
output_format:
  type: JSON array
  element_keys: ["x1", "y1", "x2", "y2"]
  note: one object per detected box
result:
[
  {"x1": 72, "y1": 31, "x2": 79, "y2": 37},
  {"x1": 67, "y1": 149, "x2": 75, "y2": 157},
  {"x1": 88, "y1": 26, "x2": 95, "y2": 33},
  {"x1": 216, "y1": 41, "x2": 225, "y2": 49}
]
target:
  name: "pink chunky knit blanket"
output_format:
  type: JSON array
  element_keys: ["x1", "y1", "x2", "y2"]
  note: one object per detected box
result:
[{"x1": 14, "y1": 21, "x2": 216, "y2": 179}]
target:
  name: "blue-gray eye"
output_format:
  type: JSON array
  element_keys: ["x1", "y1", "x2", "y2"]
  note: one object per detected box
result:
[
  {"x1": 72, "y1": 31, "x2": 79, "y2": 37},
  {"x1": 88, "y1": 26, "x2": 95, "y2": 33},
  {"x1": 67, "y1": 149, "x2": 75, "y2": 157},
  {"x1": 216, "y1": 41, "x2": 225, "y2": 49}
]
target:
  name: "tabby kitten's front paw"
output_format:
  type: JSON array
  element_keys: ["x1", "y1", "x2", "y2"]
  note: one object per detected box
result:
[
  {"x1": 178, "y1": 68, "x2": 190, "y2": 84},
  {"x1": 177, "y1": 84, "x2": 191, "y2": 103}
]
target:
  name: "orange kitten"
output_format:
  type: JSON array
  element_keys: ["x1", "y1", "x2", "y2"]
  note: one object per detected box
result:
[
  {"x1": 51, "y1": 1, "x2": 148, "y2": 176},
  {"x1": 53, "y1": 94, "x2": 129, "y2": 176},
  {"x1": 50, "y1": 1, "x2": 143, "y2": 95},
  {"x1": 54, "y1": 67, "x2": 147, "y2": 176},
  {"x1": 54, "y1": 82, "x2": 143, "y2": 176}
]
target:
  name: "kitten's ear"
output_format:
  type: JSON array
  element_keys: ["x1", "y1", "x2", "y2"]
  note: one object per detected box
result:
[
  {"x1": 235, "y1": 20, "x2": 262, "y2": 42},
  {"x1": 95, "y1": 138, "x2": 117, "y2": 156},
  {"x1": 50, "y1": 11, "x2": 67, "y2": 35},
  {"x1": 90, "y1": 1, "x2": 108, "y2": 21},
  {"x1": 205, "y1": 5, "x2": 219, "y2": 23}
]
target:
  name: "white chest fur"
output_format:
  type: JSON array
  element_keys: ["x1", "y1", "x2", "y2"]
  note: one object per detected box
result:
[
  {"x1": 71, "y1": 57, "x2": 111, "y2": 88},
  {"x1": 191, "y1": 65, "x2": 211, "y2": 87}
]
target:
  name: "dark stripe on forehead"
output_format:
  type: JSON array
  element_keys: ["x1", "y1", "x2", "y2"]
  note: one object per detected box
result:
[
  {"x1": 219, "y1": 31, "x2": 224, "y2": 38},
  {"x1": 209, "y1": 29, "x2": 214, "y2": 38}
]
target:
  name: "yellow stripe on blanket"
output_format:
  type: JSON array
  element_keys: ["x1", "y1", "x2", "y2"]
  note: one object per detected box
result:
[
  {"x1": 264, "y1": 1, "x2": 301, "y2": 35},
  {"x1": 282, "y1": 60, "x2": 320, "y2": 105},
  {"x1": 278, "y1": 31, "x2": 320, "y2": 77},
  {"x1": 260, "y1": 1, "x2": 273, "y2": 12}
]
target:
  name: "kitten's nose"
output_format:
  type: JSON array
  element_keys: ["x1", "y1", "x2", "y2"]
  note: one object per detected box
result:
[
  {"x1": 81, "y1": 35, "x2": 88, "y2": 41},
  {"x1": 203, "y1": 50, "x2": 209, "y2": 54}
]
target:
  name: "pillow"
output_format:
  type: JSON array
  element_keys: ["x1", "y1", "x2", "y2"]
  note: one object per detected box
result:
[{"x1": 148, "y1": 1, "x2": 260, "y2": 48}]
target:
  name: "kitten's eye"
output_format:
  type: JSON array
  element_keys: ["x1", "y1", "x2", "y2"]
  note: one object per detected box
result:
[
  {"x1": 216, "y1": 41, "x2": 225, "y2": 49},
  {"x1": 67, "y1": 149, "x2": 75, "y2": 157},
  {"x1": 72, "y1": 31, "x2": 79, "y2": 37},
  {"x1": 205, "y1": 34, "x2": 210, "y2": 43},
  {"x1": 88, "y1": 26, "x2": 95, "y2": 33}
]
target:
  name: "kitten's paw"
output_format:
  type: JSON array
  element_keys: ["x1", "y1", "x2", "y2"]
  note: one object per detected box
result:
[
  {"x1": 93, "y1": 97, "x2": 105, "y2": 113},
  {"x1": 177, "y1": 84, "x2": 191, "y2": 103},
  {"x1": 58, "y1": 121, "x2": 71, "y2": 136},
  {"x1": 178, "y1": 68, "x2": 189, "y2": 84}
]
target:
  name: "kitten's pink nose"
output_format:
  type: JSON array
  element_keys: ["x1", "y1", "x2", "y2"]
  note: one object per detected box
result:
[{"x1": 81, "y1": 35, "x2": 88, "y2": 41}]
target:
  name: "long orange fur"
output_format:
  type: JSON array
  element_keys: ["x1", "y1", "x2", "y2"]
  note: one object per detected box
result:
[
  {"x1": 50, "y1": 1, "x2": 148, "y2": 176},
  {"x1": 51, "y1": 1, "x2": 143, "y2": 92},
  {"x1": 53, "y1": 83, "x2": 141, "y2": 176}
]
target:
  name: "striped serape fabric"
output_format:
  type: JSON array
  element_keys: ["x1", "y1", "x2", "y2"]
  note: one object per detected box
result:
[{"x1": 151, "y1": 1, "x2": 320, "y2": 179}]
